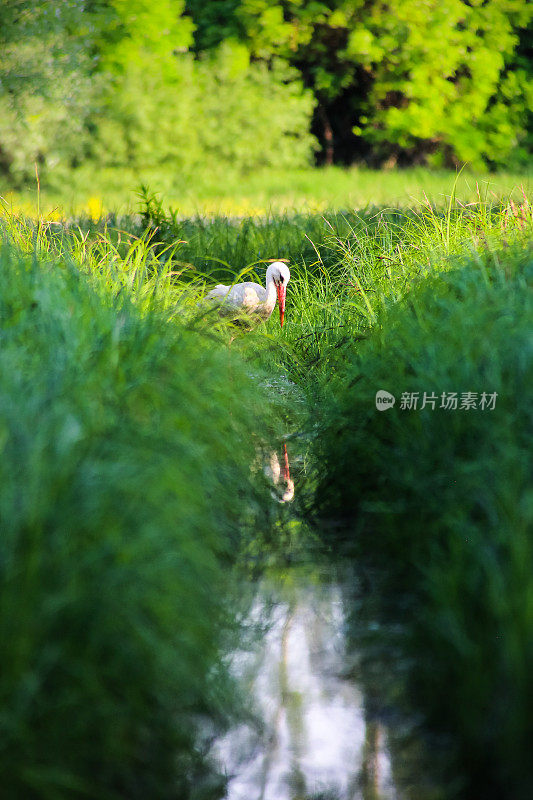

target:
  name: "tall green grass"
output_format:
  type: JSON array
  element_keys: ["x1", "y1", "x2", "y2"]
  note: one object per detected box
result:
[
  {"x1": 223, "y1": 190, "x2": 532, "y2": 387},
  {"x1": 312, "y1": 242, "x2": 533, "y2": 799},
  {"x1": 0, "y1": 230, "x2": 275, "y2": 798}
]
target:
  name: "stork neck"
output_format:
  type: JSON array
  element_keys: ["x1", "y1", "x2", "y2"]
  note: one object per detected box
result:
[{"x1": 264, "y1": 274, "x2": 278, "y2": 313}]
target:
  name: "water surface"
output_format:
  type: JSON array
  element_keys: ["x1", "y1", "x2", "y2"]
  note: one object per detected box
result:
[{"x1": 215, "y1": 574, "x2": 399, "y2": 800}]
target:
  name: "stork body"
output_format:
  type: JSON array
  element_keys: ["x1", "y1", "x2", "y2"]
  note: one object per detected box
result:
[{"x1": 204, "y1": 261, "x2": 290, "y2": 327}]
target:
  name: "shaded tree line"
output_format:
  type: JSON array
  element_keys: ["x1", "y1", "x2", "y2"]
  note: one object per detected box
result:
[{"x1": 0, "y1": 0, "x2": 531, "y2": 183}]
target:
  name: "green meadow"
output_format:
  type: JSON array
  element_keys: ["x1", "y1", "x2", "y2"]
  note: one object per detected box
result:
[
  {"x1": 1, "y1": 165, "x2": 531, "y2": 218},
  {"x1": 0, "y1": 172, "x2": 532, "y2": 799}
]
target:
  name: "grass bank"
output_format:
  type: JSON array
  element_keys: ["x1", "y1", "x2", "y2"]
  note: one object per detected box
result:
[
  {"x1": 306, "y1": 228, "x2": 533, "y2": 798},
  {"x1": 0, "y1": 225, "x2": 276, "y2": 798}
]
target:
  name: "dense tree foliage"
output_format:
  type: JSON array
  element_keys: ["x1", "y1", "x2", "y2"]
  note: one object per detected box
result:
[
  {"x1": 90, "y1": 1, "x2": 314, "y2": 172},
  {"x1": 0, "y1": 1, "x2": 98, "y2": 179},
  {"x1": 0, "y1": 0, "x2": 314, "y2": 182},
  {"x1": 0, "y1": 0, "x2": 531, "y2": 182},
  {"x1": 188, "y1": 0, "x2": 533, "y2": 169}
]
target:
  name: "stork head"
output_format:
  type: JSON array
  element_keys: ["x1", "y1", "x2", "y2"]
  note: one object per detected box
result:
[{"x1": 267, "y1": 261, "x2": 291, "y2": 327}]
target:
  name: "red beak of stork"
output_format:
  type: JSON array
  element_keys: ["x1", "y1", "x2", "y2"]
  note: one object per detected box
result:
[{"x1": 276, "y1": 283, "x2": 286, "y2": 327}]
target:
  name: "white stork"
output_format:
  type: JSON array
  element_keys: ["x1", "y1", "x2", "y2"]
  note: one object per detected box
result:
[{"x1": 204, "y1": 261, "x2": 290, "y2": 327}]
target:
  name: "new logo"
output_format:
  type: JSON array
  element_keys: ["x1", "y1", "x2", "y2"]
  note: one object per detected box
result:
[{"x1": 375, "y1": 390, "x2": 396, "y2": 411}]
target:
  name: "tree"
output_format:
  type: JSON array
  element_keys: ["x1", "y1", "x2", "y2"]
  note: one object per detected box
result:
[
  {"x1": 353, "y1": 0, "x2": 533, "y2": 169},
  {"x1": 89, "y1": 0, "x2": 315, "y2": 172},
  {"x1": 0, "y1": 0, "x2": 98, "y2": 181},
  {"x1": 187, "y1": 0, "x2": 533, "y2": 169}
]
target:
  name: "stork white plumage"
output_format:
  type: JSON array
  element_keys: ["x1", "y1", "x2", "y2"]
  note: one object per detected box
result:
[{"x1": 204, "y1": 261, "x2": 290, "y2": 327}]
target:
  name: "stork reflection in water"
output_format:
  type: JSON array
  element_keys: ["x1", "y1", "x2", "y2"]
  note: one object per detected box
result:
[{"x1": 267, "y1": 444, "x2": 294, "y2": 504}]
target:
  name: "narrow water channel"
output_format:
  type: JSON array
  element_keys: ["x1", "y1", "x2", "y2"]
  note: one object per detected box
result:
[{"x1": 215, "y1": 573, "x2": 399, "y2": 800}]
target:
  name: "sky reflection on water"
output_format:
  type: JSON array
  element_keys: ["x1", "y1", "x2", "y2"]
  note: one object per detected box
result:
[{"x1": 215, "y1": 578, "x2": 398, "y2": 800}]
